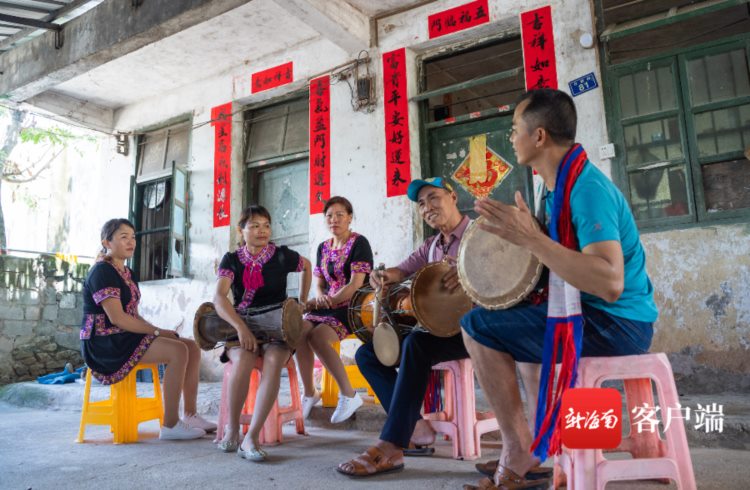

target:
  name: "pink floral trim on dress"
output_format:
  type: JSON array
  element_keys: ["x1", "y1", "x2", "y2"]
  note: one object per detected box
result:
[
  {"x1": 236, "y1": 243, "x2": 277, "y2": 311},
  {"x1": 217, "y1": 268, "x2": 235, "y2": 281},
  {"x1": 80, "y1": 314, "x2": 124, "y2": 339},
  {"x1": 302, "y1": 313, "x2": 349, "y2": 341},
  {"x1": 350, "y1": 261, "x2": 372, "y2": 274},
  {"x1": 93, "y1": 287, "x2": 120, "y2": 304},
  {"x1": 319, "y1": 233, "x2": 360, "y2": 297},
  {"x1": 91, "y1": 335, "x2": 156, "y2": 385},
  {"x1": 106, "y1": 262, "x2": 141, "y2": 317}
]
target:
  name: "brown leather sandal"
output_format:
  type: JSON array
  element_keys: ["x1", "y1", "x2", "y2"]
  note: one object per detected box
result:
[
  {"x1": 463, "y1": 464, "x2": 551, "y2": 490},
  {"x1": 475, "y1": 460, "x2": 553, "y2": 480},
  {"x1": 336, "y1": 446, "x2": 405, "y2": 478}
]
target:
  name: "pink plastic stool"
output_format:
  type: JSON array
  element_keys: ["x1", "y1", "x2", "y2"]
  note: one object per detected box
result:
[
  {"x1": 423, "y1": 358, "x2": 498, "y2": 460},
  {"x1": 215, "y1": 356, "x2": 305, "y2": 446},
  {"x1": 554, "y1": 353, "x2": 697, "y2": 490}
]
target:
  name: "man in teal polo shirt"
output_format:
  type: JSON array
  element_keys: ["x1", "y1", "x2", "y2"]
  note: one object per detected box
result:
[{"x1": 461, "y1": 88, "x2": 657, "y2": 490}]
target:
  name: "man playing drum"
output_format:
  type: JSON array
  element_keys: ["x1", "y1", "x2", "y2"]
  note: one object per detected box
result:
[
  {"x1": 461, "y1": 89, "x2": 657, "y2": 490},
  {"x1": 337, "y1": 177, "x2": 471, "y2": 477}
]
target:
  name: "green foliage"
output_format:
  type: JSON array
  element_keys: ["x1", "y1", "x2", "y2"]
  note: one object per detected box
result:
[{"x1": 19, "y1": 126, "x2": 78, "y2": 146}]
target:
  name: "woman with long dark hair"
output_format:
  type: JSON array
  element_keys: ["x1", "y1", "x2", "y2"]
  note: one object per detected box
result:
[{"x1": 81, "y1": 218, "x2": 214, "y2": 440}]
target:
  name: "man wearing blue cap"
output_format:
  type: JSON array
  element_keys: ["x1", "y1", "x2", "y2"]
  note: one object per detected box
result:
[{"x1": 336, "y1": 176, "x2": 472, "y2": 477}]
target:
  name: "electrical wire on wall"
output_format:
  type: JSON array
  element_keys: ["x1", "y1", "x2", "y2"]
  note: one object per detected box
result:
[{"x1": 330, "y1": 50, "x2": 376, "y2": 113}]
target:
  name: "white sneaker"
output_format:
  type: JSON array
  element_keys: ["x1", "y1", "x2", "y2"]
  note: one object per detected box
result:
[
  {"x1": 301, "y1": 390, "x2": 321, "y2": 419},
  {"x1": 330, "y1": 392, "x2": 363, "y2": 424},
  {"x1": 159, "y1": 420, "x2": 206, "y2": 440},
  {"x1": 183, "y1": 414, "x2": 217, "y2": 433}
]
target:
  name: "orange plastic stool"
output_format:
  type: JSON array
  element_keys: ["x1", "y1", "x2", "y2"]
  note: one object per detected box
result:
[
  {"x1": 423, "y1": 359, "x2": 498, "y2": 460},
  {"x1": 215, "y1": 356, "x2": 305, "y2": 446},
  {"x1": 76, "y1": 363, "x2": 163, "y2": 444},
  {"x1": 321, "y1": 334, "x2": 378, "y2": 407},
  {"x1": 554, "y1": 353, "x2": 697, "y2": 490}
]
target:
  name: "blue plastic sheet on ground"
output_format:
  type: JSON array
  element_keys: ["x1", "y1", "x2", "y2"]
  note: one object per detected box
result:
[{"x1": 37, "y1": 367, "x2": 85, "y2": 385}]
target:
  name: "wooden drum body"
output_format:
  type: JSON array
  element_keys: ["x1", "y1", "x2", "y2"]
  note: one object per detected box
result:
[
  {"x1": 348, "y1": 283, "x2": 415, "y2": 344},
  {"x1": 193, "y1": 298, "x2": 303, "y2": 350}
]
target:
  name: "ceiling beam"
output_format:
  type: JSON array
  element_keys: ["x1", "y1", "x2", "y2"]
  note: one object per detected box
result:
[
  {"x1": 0, "y1": 13, "x2": 61, "y2": 31},
  {"x1": 25, "y1": 90, "x2": 114, "y2": 132},
  {"x1": 0, "y1": 1, "x2": 54, "y2": 15},
  {"x1": 0, "y1": 0, "x2": 254, "y2": 102},
  {"x1": 0, "y1": 0, "x2": 91, "y2": 52},
  {"x1": 273, "y1": 0, "x2": 370, "y2": 54}
]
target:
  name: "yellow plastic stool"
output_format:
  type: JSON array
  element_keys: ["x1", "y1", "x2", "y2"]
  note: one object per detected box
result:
[
  {"x1": 76, "y1": 363, "x2": 163, "y2": 444},
  {"x1": 321, "y1": 334, "x2": 378, "y2": 407}
]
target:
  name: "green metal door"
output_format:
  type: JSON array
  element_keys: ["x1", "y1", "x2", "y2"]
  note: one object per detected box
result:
[{"x1": 428, "y1": 116, "x2": 533, "y2": 217}]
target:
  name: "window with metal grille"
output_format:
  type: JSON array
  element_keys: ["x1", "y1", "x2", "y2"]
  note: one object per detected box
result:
[
  {"x1": 419, "y1": 39, "x2": 526, "y2": 124},
  {"x1": 131, "y1": 123, "x2": 190, "y2": 281},
  {"x1": 600, "y1": 1, "x2": 750, "y2": 228}
]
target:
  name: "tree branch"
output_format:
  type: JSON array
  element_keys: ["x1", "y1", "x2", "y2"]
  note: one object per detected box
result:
[{"x1": 2, "y1": 147, "x2": 62, "y2": 184}]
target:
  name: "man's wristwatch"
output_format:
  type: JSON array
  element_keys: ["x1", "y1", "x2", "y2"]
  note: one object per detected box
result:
[{"x1": 153, "y1": 328, "x2": 160, "y2": 337}]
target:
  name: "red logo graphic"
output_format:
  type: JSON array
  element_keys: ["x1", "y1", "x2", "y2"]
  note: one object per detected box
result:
[{"x1": 561, "y1": 388, "x2": 622, "y2": 449}]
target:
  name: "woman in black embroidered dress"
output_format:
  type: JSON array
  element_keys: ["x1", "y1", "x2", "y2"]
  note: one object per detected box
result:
[
  {"x1": 213, "y1": 205, "x2": 312, "y2": 461},
  {"x1": 81, "y1": 219, "x2": 214, "y2": 440},
  {"x1": 297, "y1": 196, "x2": 373, "y2": 424}
]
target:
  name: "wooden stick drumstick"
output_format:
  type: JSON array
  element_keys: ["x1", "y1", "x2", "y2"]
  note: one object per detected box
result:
[{"x1": 373, "y1": 263, "x2": 386, "y2": 327}]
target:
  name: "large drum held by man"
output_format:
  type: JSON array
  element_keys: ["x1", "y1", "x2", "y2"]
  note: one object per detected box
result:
[{"x1": 457, "y1": 216, "x2": 544, "y2": 309}]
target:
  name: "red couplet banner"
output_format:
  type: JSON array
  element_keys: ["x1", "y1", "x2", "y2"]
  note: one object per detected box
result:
[
  {"x1": 252, "y1": 61, "x2": 294, "y2": 94},
  {"x1": 309, "y1": 76, "x2": 331, "y2": 215},
  {"x1": 428, "y1": 0, "x2": 489, "y2": 39},
  {"x1": 520, "y1": 5, "x2": 558, "y2": 90},
  {"x1": 382, "y1": 48, "x2": 411, "y2": 198},
  {"x1": 211, "y1": 103, "x2": 232, "y2": 228}
]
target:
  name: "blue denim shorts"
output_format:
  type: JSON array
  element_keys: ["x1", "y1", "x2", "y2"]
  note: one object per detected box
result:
[{"x1": 460, "y1": 302, "x2": 653, "y2": 363}]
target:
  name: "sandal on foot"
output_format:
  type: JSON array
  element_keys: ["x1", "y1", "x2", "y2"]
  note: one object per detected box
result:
[
  {"x1": 217, "y1": 438, "x2": 239, "y2": 453},
  {"x1": 238, "y1": 443, "x2": 267, "y2": 462},
  {"x1": 403, "y1": 443, "x2": 435, "y2": 457},
  {"x1": 464, "y1": 464, "x2": 551, "y2": 490},
  {"x1": 475, "y1": 460, "x2": 553, "y2": 480},
  {"x1": 335, "y1": 446, "x2": 405, "y2": 478},
  {"x1": 217, "y1": 425, "x2": 239, "y2": 452}
]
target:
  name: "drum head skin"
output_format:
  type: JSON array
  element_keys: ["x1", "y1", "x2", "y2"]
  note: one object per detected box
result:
[
  {"x1": 373, "y1": 322, "x2": 401, "y2": 366},
  {"x1": 411, "y1": 262, "x2": 473, "y2": 337},
  {"x1": 281, "y1": 298, "x2": 304, "y2": 348},
  {"x1": 457, "y1": 216, "x2": 543, "y2": 309},
  {"x1": 194, "y1": 302, "x2": 220, "y2": 351}
]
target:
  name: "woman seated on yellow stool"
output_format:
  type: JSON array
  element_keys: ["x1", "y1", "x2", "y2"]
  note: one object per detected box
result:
[
  {"x1": 213, "y1": 205, "x2": 312, "y2": 461},
  {"x1": 81, "y1": 218, "x2": 215, "y2": 440},
  {"x1": 297, "y1": 196, "x2": 374, "y2": 423}
]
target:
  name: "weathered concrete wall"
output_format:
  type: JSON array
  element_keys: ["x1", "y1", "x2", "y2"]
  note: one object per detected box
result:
[
  {"x1": 0, "y1": 255, "x2": 88, "y2": 385},
  {"x1": 643, "y1": 224, "x2": 750, "y2": 393}
]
